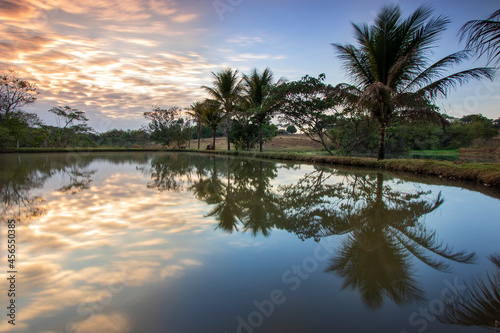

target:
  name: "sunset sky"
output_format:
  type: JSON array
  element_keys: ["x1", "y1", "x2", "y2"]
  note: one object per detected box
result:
[{"x1": 1, "y1": 0, "x2": 499, "y2": 130}]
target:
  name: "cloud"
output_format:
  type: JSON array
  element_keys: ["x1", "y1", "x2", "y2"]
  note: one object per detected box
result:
[
  {"x1": 225, "y1": 35, "x2": 266, "y2": 46},
  {"x1": 172, "y1": 13, "x2": 198, "y2": 23}
]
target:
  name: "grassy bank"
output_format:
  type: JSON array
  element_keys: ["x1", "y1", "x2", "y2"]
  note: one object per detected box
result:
[
  {"x1": 198, "y1": 150, "x2": 500, "y2": 186},
  {"x1": 2, "y1": 147, "x2": 500, "y2": 186}
]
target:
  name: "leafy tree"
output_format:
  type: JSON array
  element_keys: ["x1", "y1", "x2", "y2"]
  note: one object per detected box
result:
[
  {"x1": 333, "y1": 4, "x2": 494, "y2": 159},
  {"x1": 230, "y1": 114, "x2": 277, "y2": 151},
  {"x1": 0, "y1": 71, "x2": 39, "y2": 122},
  {"x1": 271, "y1": 74, "x2": 341, "y2": 155},
  {"x1": 48, "y1": 105, "x2": 90, "y2": 147},
  {"x1": 144, "y1": 106, "x2": 180, "y2": 147},
  {"x1": 202, "y1": 68, "x2": 243, "y2": 150},
  {"x1": 0, "y1": 111, "x2": 43, "y2": 148},
  {"x1": 460, "y1": 9, "x2": 500, "y2": 66},
  {"x1": 286, "y1": 125, "x2": 297, "y2": 134},
  {"x1": 328, "y1": 109, "x2": 378, "y2": 156},
  {"x1": 169, "y1": 118, "x2": 192, "y2": 149}
]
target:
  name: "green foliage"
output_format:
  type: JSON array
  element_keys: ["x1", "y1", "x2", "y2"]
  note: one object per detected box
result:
[
  {"x1": 271, "y1": 74, "x2": 342, "y2": 155},
  {"x1": 286, "y1": 125, "x2": 297, "y2": 134},
  {"x1": 48, "y1": 105, "x2": 91, "y2": 147},
  {"x1": 98, "y1": 129, "x2": 150, "y2": 147},
  {"x1": 144, "y1": 106, "x2": 191, "y2": 148},
  {"x1": 230, "y1": 116, "x2": 277, "y2": 151},
  {"x1": 333, "y1": 4, "x2": 494, "y2": 159}
]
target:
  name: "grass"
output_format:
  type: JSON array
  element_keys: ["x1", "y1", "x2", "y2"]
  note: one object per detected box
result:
[
  {"x1": 406, "y1": 149, "x2": 459, "y2": 156},
  {"x1": 198, "y1": 150, "x2": 500, "y2": 186}
]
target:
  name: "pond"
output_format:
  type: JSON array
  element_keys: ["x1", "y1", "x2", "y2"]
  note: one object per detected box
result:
[{"x1": 1, "y1": 152, "x2": 499, "y2": 333}]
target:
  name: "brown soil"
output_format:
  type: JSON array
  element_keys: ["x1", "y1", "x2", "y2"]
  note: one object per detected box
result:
[{"x1": 188, "y1": 134, "x2": 325, "y2": 152}]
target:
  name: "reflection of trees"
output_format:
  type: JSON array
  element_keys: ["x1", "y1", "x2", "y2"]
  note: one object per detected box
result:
[
  {"x1": 439, "y1": 254, "x2": 500, "y2": 330},
  {"x1": 144, "y1": 153, "x2": 195, "y2": 192},
  {"x1": 192, "y1": 157, "x2": 280, "y2": 236},
  {"x1": 278, "y1": 169, "x2": 476, "y2": 309},
  {"x1": 0, "y1": 154, "x2": 100, "y2": 223}
]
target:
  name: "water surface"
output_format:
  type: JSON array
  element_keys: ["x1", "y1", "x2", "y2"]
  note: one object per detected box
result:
[{"x1": 1, "y1": 152, "x2": 499, "y2": 333}]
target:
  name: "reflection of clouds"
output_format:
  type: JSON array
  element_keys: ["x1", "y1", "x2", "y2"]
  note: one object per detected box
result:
[
  {"x1": 0, "y1": 161, "x2": 216, "y2": 333},
  {"x1": 72, "y1": 312, "x2": 132, "y2": 333}
]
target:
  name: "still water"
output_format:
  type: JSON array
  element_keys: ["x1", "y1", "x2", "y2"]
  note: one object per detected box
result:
[{"x1": 1, "y1": 152, "x2": 499, "y2": 333}]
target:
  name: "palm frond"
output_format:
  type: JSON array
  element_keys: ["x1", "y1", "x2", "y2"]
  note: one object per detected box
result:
[
  {"x1": 459, "y1": 9, "x2": 500, "y2": 65},
  {"x1": 416, "y1": 67, "x2": 494, "y2": 100}
]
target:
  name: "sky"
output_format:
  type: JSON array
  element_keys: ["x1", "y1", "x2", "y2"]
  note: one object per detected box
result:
[{"x1": 1, "y1": 0, "x2": 499, "y2": 131}]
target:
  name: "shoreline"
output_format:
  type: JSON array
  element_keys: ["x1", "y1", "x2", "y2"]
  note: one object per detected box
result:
[{"x1": 2, "y1": 147, "x2": 500, "y2": 186}]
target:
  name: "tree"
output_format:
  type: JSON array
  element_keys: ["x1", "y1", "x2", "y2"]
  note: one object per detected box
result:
[
  {"x1": 199, "y1": 99, "x2": 225, "y2": 148},
  {"x1": 202, "y1": 68, "x2": 243, "y2": 151},
  {"x1": 460, "y1": 9, "x2": 500, "y2": 66},
  {"x1": 48, "y1": 105, "x2": 90, "y2": 147},
  {"x1": 186, "y1": 101, "x2": 205, "y2": 149},
  {"x1": 271, "y1": 74, "x2": 341, "y2": 155},
  {"x1": 242, "y1": 67, "x2": 279, "y2": 152},
  {"x1": 0, "y1": 71, "x2": 39, "y2": 122},
  {"x1": 286, "y1": 125, "x2": 297, "y2": 134},
  {"x1": 144, "y1": 107, "x2": 191, "y2": 149},
  {"x1": 333, "y1": 4, "x2": 494, "y2": 159},
  {"x1": 230, "y1": 114, "x2": 277, "y2": 151}
]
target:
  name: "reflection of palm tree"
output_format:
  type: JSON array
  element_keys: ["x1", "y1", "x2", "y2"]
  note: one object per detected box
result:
[
  {"x1": 208, "y1": 158, "x2": 245, "y2": 233},
  {"x1": 193, "y1": 157, "x2": 280, "y2": 236},
  {"x1": 438, "y1": 254, "x2": 500, "y2": 330},
  {"x1": 237, "y1": 160, "x2": 280, "y2": 236},
  {"x1": 279, "y1": 170, "x2": 476, "y2": 308}
]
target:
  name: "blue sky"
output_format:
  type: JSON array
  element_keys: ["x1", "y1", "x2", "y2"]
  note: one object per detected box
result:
[{"x1": 1, "y1": 0, "x2": 499, "y2": 130}]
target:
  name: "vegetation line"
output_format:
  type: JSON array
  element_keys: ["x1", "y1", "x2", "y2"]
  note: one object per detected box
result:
[{"x1": 2, "y1": 147, "x2": 500, "y2": 186}]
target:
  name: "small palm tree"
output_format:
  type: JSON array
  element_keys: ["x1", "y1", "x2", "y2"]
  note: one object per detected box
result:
[
  {"x1": 186, "y1": 101, "x2": 204, "y2": 150},
  {"x1": 333, "y1": 4, "x2": 494, "y2": 159},
  {"x1": 242, "y1": 67, "x2": 277, "y2": 152},
  {"x1": 460, "y1": 9, "x2": 500, "y2": 66},
  {"x1": 200, "y1": 99, "x2": 225, "y2": 148},
  {"x1": 202, "y1": 68, "x2": 243, "y2": 150}
]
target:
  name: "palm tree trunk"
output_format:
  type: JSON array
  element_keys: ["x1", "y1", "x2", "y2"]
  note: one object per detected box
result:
[
  {"x1": 226, "y1": 114, "x2": 231, "y2": 150},
  {"x1": 197, "y1": 124, "x2": 201, "y2": 150},
  {"x1": 377, "y1": 124, "x2": 386, "y2": 160},
  {"x1": 259, "y1": 122, "x2": 263, "y2": 152},
  {"x1": 212, "y1": 126, "x2": 217, "y2": 147}
]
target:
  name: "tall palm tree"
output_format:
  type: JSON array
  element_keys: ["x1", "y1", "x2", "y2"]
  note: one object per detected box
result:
[
  {"x1": 333, "y1": 4, "x2": 494, "y2": 159},
  {"x1": 460, "y1": 9, "x2": 500, "y2": 66},
  {"x1": 202, "y1": 68, "x2": 243, "y2": 150},
  {"x1": 242, "y1": 67, "x2": 277, "y2": 152}
]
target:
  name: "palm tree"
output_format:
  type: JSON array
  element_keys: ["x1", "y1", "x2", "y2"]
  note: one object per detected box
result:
[
  {"x1": 333, "y1": 4, "x2": 494, "y2": 159},
  {"x1": 242, "y1": 68, "x2": 277, "y2": 152},
  {"x1": 186, "y1": 101, "x2": 204, "y2": 150},
  {"x1": 199, "y1": 99, "x2": 225, "y2": 148},
  {"x1": 202, "y1": 68, "x2": 243, "y2": 150},
  {"x1": 460, "y1": 9, "x2": 500, "y2": 66}
]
